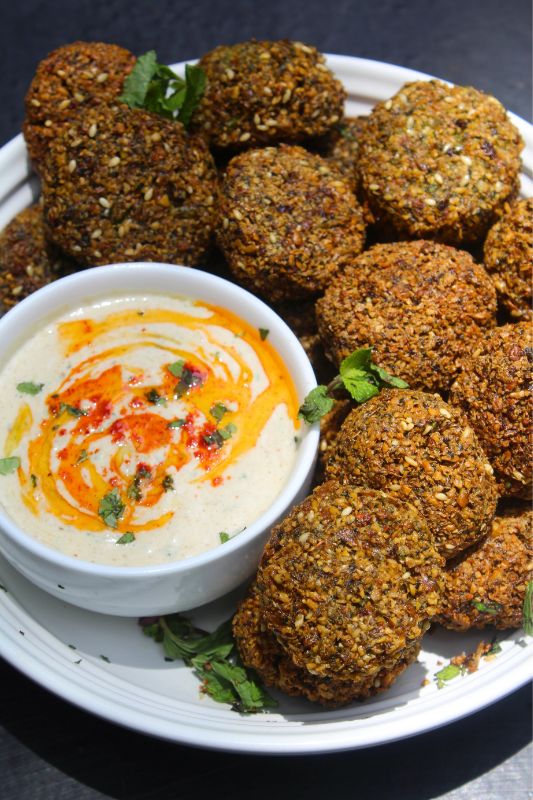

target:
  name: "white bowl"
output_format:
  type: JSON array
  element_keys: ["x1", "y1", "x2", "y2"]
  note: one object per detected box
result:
[{"x1": 0, "y1": 262, "x2": 319, "y2": 616}]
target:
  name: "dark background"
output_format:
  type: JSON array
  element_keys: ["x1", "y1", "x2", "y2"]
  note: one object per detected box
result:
[{"x1": 1, "y1": 1, "x2": 532, "y2": 798}]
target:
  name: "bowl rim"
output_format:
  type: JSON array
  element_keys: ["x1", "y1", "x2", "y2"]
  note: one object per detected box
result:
[{"x1": 0, "y1": 261, "x2": 319, "y2": 577}]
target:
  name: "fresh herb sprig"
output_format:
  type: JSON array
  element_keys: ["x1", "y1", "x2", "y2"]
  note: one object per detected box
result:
[
  {"x1": 98, "y1": 489, "x2": 125, "y2": 529},
  {"x1": 140, "y1": 613, "x2": 277, "y2": 713},
  {"x1": 298, "y1": 347, "x2": 408, "y2": 423},
  {"x1": 119, "y1": 51, "x2": 206, "y2": 127},
  {"x1": 523, "y1": 581, "x2": 533, "y2": 636}
]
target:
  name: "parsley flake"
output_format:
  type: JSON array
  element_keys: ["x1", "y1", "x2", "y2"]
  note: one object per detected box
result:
[
  {"x1": 434, "y1": 662, "x2": 463, "y2": 689},
  {"x1": 59, "y1": 403, "x2": 88, "y2": 418},
  {"x1": 168, "y1": 418, "x2": 186, "y2": 429},
  {"x1": 167, "y1": 359, "x2": 185, "y2": 378},
  {"x1": 162, "y1": 475, "x2": 175, "y2": 492},
  {"x1": 219, "y1": 531, "x2": 230, "y2": 543},
  {"x1": 117, "y1": 532, "x2": 136, "y2": 545},
  {"x1": 98, "y1": 489, "x2": 125, "y2": 529},
  {"x1": 210, "y1": 402, "x2": 228, "y2": 423},
  {"x1": 0, "y1": 457, "x2": 20, "y2": 475},
  {"x1": 471, "y1": 599, "x2": 503, "y2": 615},
  {"x1": 16, "y1": 381, "x2": 44, "y2": 395},
  {"x1": 258, "y1": 328, "x2": 269, "y2": 341},
  {"x1": 145, "y1": 389, "x2": 166, "y2": 405},
  {"x1": 76, "y1": 449, "x2": 88, "y2": 465}
]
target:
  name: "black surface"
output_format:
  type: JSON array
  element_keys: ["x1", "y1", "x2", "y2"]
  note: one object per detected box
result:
[{"x1": 0, "y1": 1, "x2": 532, "y2": 798}]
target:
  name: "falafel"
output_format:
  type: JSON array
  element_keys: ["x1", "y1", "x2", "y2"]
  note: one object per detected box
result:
[
  {"x1": 0, "y1": 205, "x2": 74, "y2": 315},
  {"x1": 217, "y1": 145, "x2": 365, "y2": 302},
  {"x1": 256, "y1": 481, "x2": 443, "y2": 685},
  {"x1": 449, "y1": 322, "x2": 532, "y2": 499},
  {"x1": 436, "y1": 507, "x2": 532, "y2": 631},
  {"x1": 24, "y1": 41, "x2": 136, "y2": 173},
  {"x1": 190, "y1": 40, "x2": 345, "y2": 150},
  {"x1": 40, "y1": 103, "x2": 218, "y2": 267},
  {"x1": 315, "y1": 240, "x2": 497, "y2": 393},
  {"x1": 483, "y1": 197, "x2": 532, "y2": 320},
  {"x1": 319, "y1": 116, "x2": 367, "y2": 192},
  {"x1": 325, "y1": 390, "x2": 498, "y2": 559},
  {"x1": 358, "y1": 80, "x2": 523, "y2": 245}
]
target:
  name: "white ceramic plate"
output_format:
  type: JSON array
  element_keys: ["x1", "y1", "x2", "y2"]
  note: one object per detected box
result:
[{"x1": 0, "y1": 55, "x2": 531, "y2": 755}]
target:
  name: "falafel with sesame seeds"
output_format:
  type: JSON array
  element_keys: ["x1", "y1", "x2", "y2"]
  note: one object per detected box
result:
[
  {"x1": 256, "y1": 481, "x2": 443, "y2": 685},
  {"x1": 190, "y1": 40, "x2": 345, "y2": 150},
  {"x1": 40, "y1": 103, "x2": 218, "y2": 267},
  {"x1": 0, "y1": 205, "x2": 74, "y2": 315},
  {"x1": 436, "y1": 508, "x2": 532, "y2": 631},
  {"x1": 232, "y1": 580, "x2": 420, "y2": 708},
  {"x1": 23, "y1": 41, "x2": 136, "y2": 173},
  {"x1": 483, "y1": 198, "x2": 533, "y2": 320},
  {"x1": 216, "y1": 145, "x2": 365, "y2": 302},
  {"x1": 318, "y1": 116, "x2": 368, "y2": 192},
  {"x1": 325, "y1": 390, "x2": 498, "y2": 559},
  {"x1": 315, "y1": 240, "x2": 497, "y2": 393},
  {"x1": 449, "y1": 322, "x2": 532, "y2": 500},
  {"x1": 358, "y1": 80, "x2": 523, "y2": 246}
]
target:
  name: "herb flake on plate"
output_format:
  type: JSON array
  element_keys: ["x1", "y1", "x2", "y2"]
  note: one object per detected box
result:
[
  {"x1": 16, "y1": 381, "x2": 44, "y2": 395},
  {"x1": 0, "y1": 456, "x2": 20, "y2": 475}
]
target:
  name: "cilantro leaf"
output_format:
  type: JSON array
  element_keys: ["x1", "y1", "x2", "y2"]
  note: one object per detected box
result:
[
  {"x1": 434, "y1": 663, "x2": 462, "y2": 689},
  {"x1": 117, "y1": 532, "x2": 135, "y2": 545},
  {"x1": 210, "y1": 402, "x2": 228, "y2": 423},
  {"x1": 471, "y1": 599, "x2": 503, "y2": 615},
  {"x1": 0, "y1": 456, "x2": 20, "y2": 475},
  {"x1": 167, "y1": 359, "x2": 185, "y2": 378},
  {"x1": 98, "y1": 489, "x2": 125, "y2": 529},
  {"x1": 298, "y1": 385, "x2": 334, "y2": 423},
  {"x1": 523, "y1": 581, "x2": 533, "y2": 636},
  {"x1": 145, "y1": 389, "x2": 166, "y2": 405},
  {"x1": 219, "y1": 531, "x2": 230, "y2": 543},
  {"x1": 258, "y1": 328, "x2": 269, "y2": 341},
  {"x1": 16, "y1": 381, "x2": 44, "y2": 395},
  {"x1": 162, "y1": 474, "x2": 174, "y2": 492},
  {"x1": 119, "y1": 51, "x2": 205, "y2": 128},
  {"x1": 76, "y1": 449, "x2": 88, "y2": 465},
  {"x1": 59, "y1": 403, "x2": 88, "y2": 418},
  {"x1": 219, "y1": 422, "x2": 237, "y2": 441}
]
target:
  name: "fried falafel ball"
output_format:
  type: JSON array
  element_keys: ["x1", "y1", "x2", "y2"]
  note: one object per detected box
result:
[
  {"x1": 325, "y1": 390, "x2": 499, "y2": 559},
  {"x1": 24, "y1": 41, "x2": 136, "y2": 173},
  {"x1": 0, "y1": 205, "x2": 74, "y2": 315},
  {"x1": 358, "y1": 81, "x2": 523, "y2": 246},
  {"x1": 483, "y1": 198, "x2": 533, "y2": 320},
  {"x1": 190, "y1": 40, "x2": 345, "y2": 150},
  {"x1": 320, "y1": 116, "x2": 367, "y2": 191},
  {"x1": 233, "y1": 580, "x2": 420, "y2": 708},
  {"x1": 315, "y1": 240, "x2": 497, "y2": 393},
  {"x1": 436, "y1": 508, "x2": 532, "y2": 631},
  {"x1": 273, "y1": 299, "x2": 336, "y2": 384},
  {"x1": 217, "y1": 145, "x2": 365, "y2": 302},
  {"x1": 255, "y1": 482, "x2": 443, "y2": 692},
  {"x1": 449, "y1": 322, "x2": 532, "y2": 499},
  {"x1": 40, "y1": 103, "x2": 218, "y2": 267}
]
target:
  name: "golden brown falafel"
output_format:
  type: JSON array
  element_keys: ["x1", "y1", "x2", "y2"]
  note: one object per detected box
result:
[
  {"x1": 436, "y1": 508, "x2": 532, "y2": 631},
  {"x1": 217, "y1": 145, "x2": 365, "y2": 302},
  {"x1": 256, "y1": 482, "x2": 443, "y2": 684},
  {"x1": 358, "y1": 80, "x2": 523, "y2": 245},
  {"x1": 483, "y1": 198, "x2": 532, "y2": 320},
  {"x1": 449, "y1": 322, "x2": 532, "y2": 499},
  {"x1": 40, "y1": 103, "x2": 218, "y2": 267},
  {"x1": 325, "y1": 390, "x2": 498, "y2": 559},
  {"x1": 24, "y1": 41, "x2": 136, "y2": 173},
  {"x1": 190, "y1": 40, "x2": 345, "y2": 150},
  {"x1": 0, "y1": 205, "x2": 74, "y2": 314},
  {"x1": 315, "y1": 240, "x2": 497, "y2": 393}
]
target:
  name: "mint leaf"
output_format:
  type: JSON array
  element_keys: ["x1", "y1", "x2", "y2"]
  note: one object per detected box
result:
[
  {"x1": 219, "y1": 531, "x2": 230, "y2": 543},
  {"x1": 210, "y1": 403, "x2": 228, "y2": 423},
  {"x1": 0, "y1": 456, "x2": 20, "y2": 475},
  {"x1": 298, "y1": 385, "x2": 334, "y2": 423},
  {"x1": 98, "y1": 489, "x2": 125, "y2": 529},
  {"x1": 434, "y1": 663, "x2": 462, "y2": 689},
  {"x1": 117, "y1": 532, "x2": 135, "y2": 544},
  {"x1": 16, "y1": 381, "x2": 44, "y2": 395},
  {"x1": 119, "y1": 50, "x2": 158, "y2": 108},
  {"x1": 167, "y1": 359, "x2": 185, "y2": 378},
  {"x1": 523, "y1": 581, "x2": 533, "y2": 636},
  {"x1": 339, "y1": 348, "x2": 408, "y2": 403},
  {"x1": 178, "y1": 63, "x2": 207, "y2": 126}
]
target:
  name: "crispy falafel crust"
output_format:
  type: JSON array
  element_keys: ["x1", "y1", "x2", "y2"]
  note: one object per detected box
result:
[
  {"x1": 358, "y1": 80, "x2": 523, "y2": 245},
  {"x1": 436, "y1": 508, "x2": 533, "y2": 630},
  {"x1": 0, "y1": 205, "x2": 73, "y2": 315},
  {"x1": 483, "y1": 198, "x2": 533, "y2": 320},
  {"x1": 190, "y1": 40, "x2": 345, "y2": 150},
  {"x1": 325, "y1": 390, "x2": 498, "y2": 559},
  {"x1": 256, "y1": 482, "x2": 443, "y2": 683},
  {"x1": 315, "y1": 240, "x2": 497, "y2": 392},
  {"x1": 40, "y1": 104, "x2": 218, "y2": 267},
  {"x1": 24, "y1": 41, "x2": 136, "y2": 173},
  {"x1": 232, "y1": 582, "x2": 421, "y2": 708},
  {"x1": 449, "y1": 322, "x2": 532, "y2": 499},
  {"x1": 217, "y1": 145, "x2": 365, "y2": 302}
]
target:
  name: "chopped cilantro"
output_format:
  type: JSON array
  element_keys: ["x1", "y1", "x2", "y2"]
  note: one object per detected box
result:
[
  {"x1": 471, "y1": 599, "x2": 503, "y2": 615},
  {"x1": 258, "y1": 328, "x2": 269, "y2": 341},
  {"x1": 30, "y1": 474, "x2": 37, "y2": 488},
  {"x1": 0, "y1": 457, "x2": 20, "y2": 475},
  {"x1": 16, "y1": 381, "x2": 44, "y2": 395},
  {"x1": 76, "y1": 449, "x2": 88, "y2": 465},
  {"x1": 219, "y1": 422, "x2": 237, "y2": 440},
  {"x1": 117, "y1": 532, "x2": 136, "y2": 545},
  {"x1": 210, "y1": 402, "x2": 228, "y2": 423},
  {"x1": 145, "y1": 389, "x2": 166, "y2": 405},
  {"x1": 434, "y1": 662, "x2": 463, "y2": 689},
  {"x1": 167, "y1": 359, "x2": 185, "y2": 378},
  {"x1": 174, "y1": 367, "x2": 204, "y2": 398},
  {"x1": 162, "y1": 475, "x2": 175, "y2": 492},
  {"x1": 168, "y1": 418, "x2": 186, "y2": 429},
  {"x1": 219, "y1": 531, "x2": 230, "y2": 543},
  {"x1": 98, "y1": 489, "x2": 125, "y2": 529},
  {"x1": 59, "y1": 403, "x2": 88, "y2": 418}
]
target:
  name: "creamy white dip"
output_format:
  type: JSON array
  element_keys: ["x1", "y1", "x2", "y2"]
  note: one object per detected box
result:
[{"x1": 0, "y1": 294, "x2": 300, "y2": 566}]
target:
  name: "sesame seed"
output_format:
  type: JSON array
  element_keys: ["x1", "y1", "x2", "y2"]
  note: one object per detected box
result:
[
  {"x1": 282, "y1": 88, "x2": 292, "y2": 103},
  {"x1": 299, "y1": 532, "x2": 310, "y2": 544},
  {"x1": 259, "y1": 51, "x2": 271, "y2": 60},
  {"x1": 222, "y1": 217, "x2": 229, "y2": 229},
  {"x1": 96, "y1": 72, "x2": 109, "y2": 83},
  {"x1": 494, "y1": 181, "x2": 504, "y2": 192},
  {"x1": 68, "y1": 159, "x2": 77, "y2": 173},
  {"x1": 434, "y1": 493, "x2": 448, "y2": 502},
  {"x1": 108, "y1": 156, "x2": 120, "y2": 167},
  {"x1": 44, "y1": 120, "x2": 52, "y2": 128},
  {"x1": 239, "y1": 132, "x2": 251, "y2": 142},
  {"x1": 484, "y1": 463, "x2": 494, "y2": 475},
  {"x1": 512, "y1": 469, "x2": 525, "y2": 481},
  {"x1": 341, "y1": 506, "x2": 353, "y2": 517},
  {"x1": 434, "y1": 173, "x2": 444, "y2": 184},
  {"x1": 150, "y1": 132, "x2": 161, "y2": 142},
  {"x1": 389, "y1": 484, "x2": 401, "y2": 492},
  {"x1": 232, "y1": 209, "x2": 243, "y2": 220},
  {"x1": 91, "y1": 229, "x2": 102, "y2": 239},
  {"x1": 461, "y1": 172, "x2": 470, "y2": 186},
  {"x1": 307, "y1": 510, "x2": 315, "y2": 521},
  {"x1": 404, "y1": 456, "x2": 419, "y2": 467},
  {"x1": 384, "y1": 99, "x2": 392, "y2": 110},
  {"x1": 99, "y1": 197, "x2": 111, "y2": 209},
  {"x1": 439, "y1": 407, "x2": 452, "y2": 418},
  {"x1": 30, "y1": 98, "x2": 41, "y2": 107},
  {"x1": 88, "y1": 123, "x2": 97, "y2": 138},
  {"x1": 118, "y1": 225, "x2": 126, "y2": 237},
  {"x1": 295, "y1": 614, "x2": 304, "y2": 628},
  {"x1": 460, "y1": 155, "x2": 472, "y2": 166},
  {"x1": 72, "y1": 245, "x2": 82, "y2": 252},
  {"x1": 58, "y1": 99, "x2": 71, "y2": 110},
  {"x1": 225, "y1": 68, "x2": 235, "y2": 79},
  {"x1": 369, "y1": 183, "x2": 380, "y2": 192},
  {"x1": 144, "y1": 187, "x2": 154, "y2": 201},
  {"x1": 426, "y1": 198, "x2": 437, "y2": 206}
]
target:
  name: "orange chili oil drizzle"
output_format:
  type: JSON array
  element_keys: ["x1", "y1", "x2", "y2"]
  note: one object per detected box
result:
[{"x1": 18, "y1": 302, "x2": 299, "y2": 534}]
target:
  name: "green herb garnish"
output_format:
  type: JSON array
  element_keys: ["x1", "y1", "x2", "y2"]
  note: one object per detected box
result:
[
  {"x1": 98, "y1": 489, "x2": 125, "y2": 529},
  {"x1": 59, "y1": 403, "x2": 88, "y2": 418},
  {"x1": 434, "y1": 663, "x2": 463, "y2": 689},
  {"x1": 140, "y1": 613, "x2": 277, "y2": 713},
  {"x1": 0, "y1": 457, "x2": 20, "y2": 475},
  {"x1": 298, "y1": 347, "x2": 408, "y2": 423},
  {"x1": 30, "y1": 474, "x2": 37, "y2": 488},
  {"x1": 219, "y1": 531, "x2": 230, "y2": 543},
  {"x1": 117, "y1": 532, "x2": 136, "y2": 545},
  {"x1": 471, "y1": 599, "x2": 503, "y2": 615},
  {"x1": 168, "y1": 418, "x2": 186, "y2": 429},
  {"x1": 76, "y1": 449, "x2": 88, "y2": 465},
  {"x1": 145, "y1": 389, "x2": 166, "y2": 406},
  {"x1": 127, "y1": 466, "x2": 151, "y2": 501},
  {"x1": 167, "y1": 359, "x2": 185, "y2": 378},
  {"x1": 162, "y1": 475, "x2": 174, "y2": 492},
  {"x1": 523, "y1": 581, "x2": 533, "y2": 636},
  {"x1": 258, "y1": 328, "x2": 269, "y2": 341},
  {"x1": 174, "y1": 367, "x2": 204, "y2": 399},
  {"x1": 203, "y1": 423, "x2": 236, "y2": 449},
  {"x1": 210, "y1": 402, "x2": 228, "y2": 423},
  {"x1": 119, "y1": 51, "x2": 206, "y2": 127},
  {"x1": 16, "y1": 381, "x2": 44, "y2": 395}
]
